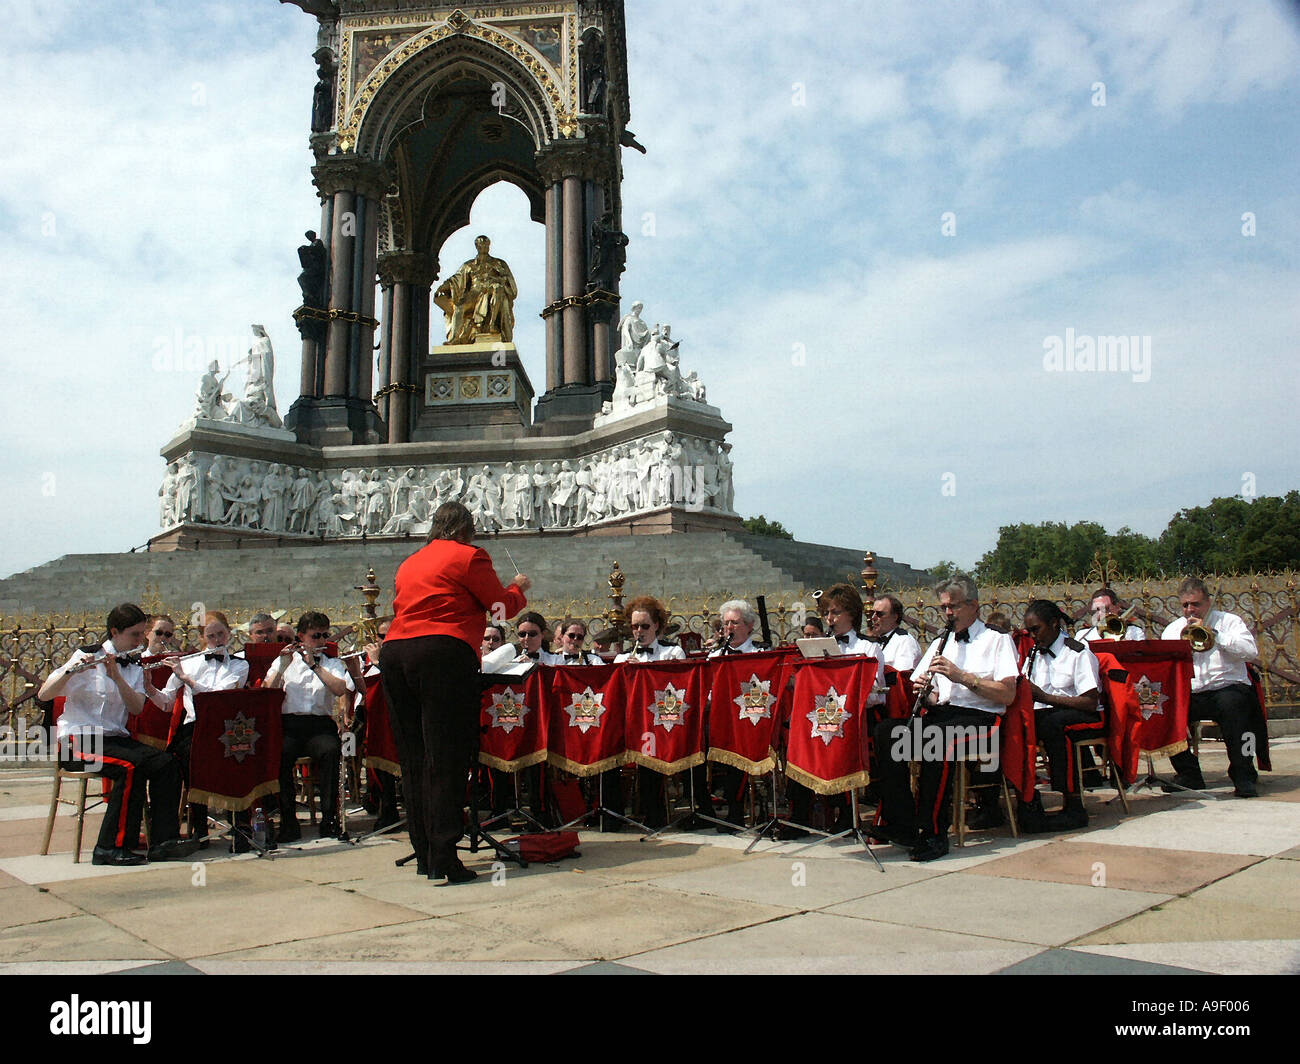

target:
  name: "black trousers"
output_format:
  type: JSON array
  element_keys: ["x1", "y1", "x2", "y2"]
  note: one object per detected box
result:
[
  {"x1": 1171, "y1": 683, "x2": 1259, "y2": 786},
  {"x1": 62, "y1": 732, "x2": 182, "y2": 852},
  {"x1": 873, "y1": 707, "x2": 1000, "y2": 840},
  {"x1": 278, "y1": 714, "x2": 341, "y2": 823},
  {"x1": 380, "y1": 635, "x2": 480, "y2": 873},
  {"x1": 1035, "y1": 706, "x2": 1104, "y2": 795}
]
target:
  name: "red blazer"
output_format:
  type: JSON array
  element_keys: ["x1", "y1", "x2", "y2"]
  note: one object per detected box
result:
[{"x1": 386, "y1": 539, "x2": 526, "y2": 657}]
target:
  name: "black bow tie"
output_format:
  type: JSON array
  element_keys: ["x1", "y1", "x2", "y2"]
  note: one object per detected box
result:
[
  {"x1": 564, "y1": 655, "x2": 582, "y2": 664},
  {"x1": 1039, "y1": 647, "x2": 1056, "y2": 658},
  {"x1": 526, "y1": 652, "x2": 540, "y2": 661},
  {"x1": 721, "y1": 644, "x2": 743, "y2": 654},
  {"x1": 204, "y1": 652, "x2": 227, "y2": 662},
  {"x1": 115, "y1": 654, "x2": 136, "y2": 666},
  {"x1": 635, "y1": 646, "x2": 654, "y2": 657},
  {"x1": 835, "y1": 634, "x2": 851, "y2": 645},
  {"x1": 954, "y1": 629, "x2": 971, "y2": 643}
]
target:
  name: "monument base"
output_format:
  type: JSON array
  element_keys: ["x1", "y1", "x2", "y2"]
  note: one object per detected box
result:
[
  {"x1": 285, "y1": 396, "x2": 384, "y2": 448},
  {"x1": 414, "y1": 343, "x2": 534, "y2": 442}
]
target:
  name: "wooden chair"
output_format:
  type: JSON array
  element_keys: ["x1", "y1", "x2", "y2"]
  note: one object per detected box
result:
[
  {"x1": 1072, "y1": 734, "x2": 1131, "y2": 815},
  {"x1": 41, "y1": 767, "x2": 107, "y2": 863},
  {"x1": 294, "y1": 757, "x2": 318, "y2": 823},
  {"x1": 951, "y1": 757, "x2": 1019, "y2": 848}
]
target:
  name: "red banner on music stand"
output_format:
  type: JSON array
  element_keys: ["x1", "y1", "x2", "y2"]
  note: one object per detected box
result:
[
  {"x1": 129, "y1": 656, "x2": 184, "y2": 750},
  {"x1": 544, "y1": 664, "x2": 629, "y2": 777},
  {"x1": 480, "y1": 668, "x2": 549, "y2": 773},
  {"x1": 706, "y1": 650, "x2": 794, "y2": 775},
  {"x1": 883, "y1": 667, "x2": 913, "y2": 720},
  {"x1": 187, "y1": 689, "x2": 284, "y2": 811},
  {"x1": 1092, "y1": 640, "x2": 1192, "y2": 782},
  {"x1": 363, "y1": 674, "x2": 402, "y2": 777},
  {"x1": 785, "y1": 657, "x2": 877, "y2": 794},
  {"x1": 623, "y1": 659, "x2": 708, "y2": 774}
]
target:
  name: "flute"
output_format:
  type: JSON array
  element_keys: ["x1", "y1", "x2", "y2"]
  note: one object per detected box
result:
[{"x1": 65, "y1": 647, "x2": 146, "y2": 674}]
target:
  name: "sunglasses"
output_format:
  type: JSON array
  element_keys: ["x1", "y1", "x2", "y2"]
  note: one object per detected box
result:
[
  {"x1": 304, "y1": 631, "x2": 329, "y2": 639},
  {"x1": 518, "y1": 629, "x2": 542, "y2": 638},
  {"x1": 563, "y1": 631, "x2": 585, "y2": 640}
]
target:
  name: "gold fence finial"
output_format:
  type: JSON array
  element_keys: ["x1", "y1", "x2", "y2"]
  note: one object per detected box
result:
[
  {"x1": 861, "y1": 551, "x2": 878, "y2": 596},
  {"x1": 354, "y1": 566, "x2": 382, "y2": 644}
]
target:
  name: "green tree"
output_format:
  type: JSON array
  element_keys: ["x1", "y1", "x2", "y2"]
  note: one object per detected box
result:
[
  {"x1": 975, "y1": 521, "x2": 1159, "y2": 583},
  {"x1": 1159, "y1": 493, "x2": 1300, "y2": 573},
  {"x1": 743, "y1": 514, "x2": 794, "y2": 540},
  {"x1": 926, "y1": 560, "x2": 961, "y2": 582}
]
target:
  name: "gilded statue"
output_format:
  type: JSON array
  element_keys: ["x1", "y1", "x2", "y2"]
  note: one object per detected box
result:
[{"x1": 433, "y1": 235, "x2": 518, "y2": 345}]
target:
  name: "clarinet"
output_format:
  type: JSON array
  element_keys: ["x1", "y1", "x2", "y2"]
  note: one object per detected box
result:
[{"x1": 909, "y1": 620, "x2": 955, "y2": 718}]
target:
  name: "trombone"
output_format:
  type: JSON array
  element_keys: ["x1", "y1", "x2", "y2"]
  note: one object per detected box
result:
[{"x1": 1094, "y1": 604, "x2": 1138, "y2": 640}]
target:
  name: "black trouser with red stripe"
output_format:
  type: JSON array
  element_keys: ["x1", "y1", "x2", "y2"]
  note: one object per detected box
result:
[
  {"x1": 278, "y1": 715, "x2": 341, "y2": 824},
  {"x1": 1035, "y1": 706, "x2": 1103, "y2": 796},
  {"x1": 61, "y1": 732, "x2": 182, "y2": 852},
  {"x1": 380, "y1": 636, "x2": 480, "y2": 873},
  {"x1": 873, "y1": 707, "x2": 1000, "y2": 840}
]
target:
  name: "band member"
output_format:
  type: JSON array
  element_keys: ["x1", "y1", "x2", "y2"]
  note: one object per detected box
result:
[
  {"x1": 161, "y1": 611, "x2": 250, "y2": 845},
  {"x1": 866, "y1": 595, "x2": 923, "y2": 671},
  {"x1": 512, "y1": 613, "x2": 548, "y2": 662},
  {"x1": 352, "y1": 619, "x2": 400, "y2": 830},
  {"x1": 481, "y1": 622, "x2": 506, "y2": 655},
  {"x1": 709, "y1": 600, "x2": 760, "y2": 829},
  {"x1": 800, "y1": 615, "x2": 825, "y2": 641},
  {"x1": 615, "y1": 596, "x2": 686, "y2": 829},
  {"x1": 1076, "y1": 587, "x2": 1145, "y2": 642},
  {"x1": 380, "y1": 502, "x2": 529, "y2": 884},
  {"x1": 37, "y1": 603, "x2": 197, "y2": 866},
  {"x1": 546, "y1": 618, "x2": 605, "y2": 666},
  {"x1": 1162, "y1": 577, "x2": 1261, "y2": 797},
  {"x1": 870, "y1": 575, "x2": 1018, "y2": 862},
  {"x1": 1020, "y1": 599, "x2": 1101, "y2": 830},
  {"x1": 245, "y1": 613, "x2": 277, "y2": 643},
  {"x1": 275, "y1": 623, "x2": 297, "y2": 643},
  {"x1": 264, "y1": 612, "x2": 354, "y2": 840},
  {"x1": 145, "y1": 615, "x2": 179, "y2": 656},
  {"x1": 785, "y1": 584, "x2": 880, "y2": 838}
]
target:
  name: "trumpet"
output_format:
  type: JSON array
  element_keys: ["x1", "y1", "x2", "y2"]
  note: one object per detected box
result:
[
  {"x1": 1182, "y1": 621, "x2": 1216, "y2": 653},
  {"x1": 1093, "y1": 603, "x2": 1138, "y2": 640},
  {"x1": 65, "y1": 647, "x2": 145, "y2": 674}
]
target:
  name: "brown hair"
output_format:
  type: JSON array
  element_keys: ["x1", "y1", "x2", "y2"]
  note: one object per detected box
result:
[
  {"x1": 626, "y1": 595, "x2": 669, "y2": 634},
  {"x1": 428, "y1": 501, "x2": 475, "y2": 544},
  {"x1": 203, "y1": 611, "x2": 231, "y2": 629},
  {"x1": 820, "y1": 583, "x2": 863, "y2": 631}
]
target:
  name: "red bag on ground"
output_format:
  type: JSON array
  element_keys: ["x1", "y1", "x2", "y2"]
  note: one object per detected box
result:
[{"x1": 505, "y1": 831, "x2": 581, "y2": 862}]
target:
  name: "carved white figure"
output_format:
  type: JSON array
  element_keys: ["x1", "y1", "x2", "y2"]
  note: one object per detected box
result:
[
  {"x1": 391, "y1": 468, "x2": 418, "y2": 517},
  {"x1": 465, "y1": 466, "x2": 502, "y2": 532},
  {"x1": 531, "y1": 463, "x2": 549, "y2": 528},
  {"x1": 683, "y1": 371, "x2": 706, "y2": 402},
  {"x1": 175, "y1": 456, "x2": 198, "y2": 522},
  {"x1": 195, "y1": 360, "x2": 231, "y2": 421},
  {"x1": 613, "y1": 300, "x2": 651, "y2": 404},
  {"x1": 718, "y1": 442, "x2": 735, "y2": 511},
  {"x1": 288, "y1": 467, "x2": 315, "y2": 533},
  {"x1": 317, "y1": 491, "x2": 344, "y2": 537},
  {"x1": 573, "y1": 460, "x2": 593, "y2": 526},
  {"x1": 513, "y1": 464, "x2": 534, "y2": 526},
  {"x1": 383, "y1": 486, "x2": 431, "y2": 535},
  {"x1": 225, "y1": 475, "x2": 262, "y2": 528},
  {"x1": 499, "y1": 462, "x2": 520, "y2": 530},
  {"x1": 160, "y1": 463, "x2": 180, "y2": 527},
  {"x1": 260, "y1": 464, "x2": 288, "y2": 532},
  {"x1": 363, "y1": 469, "x2": 389, "y2": 533},
  {"x1": 243, "y1": 325, "x2": 282, "y2": 426}
]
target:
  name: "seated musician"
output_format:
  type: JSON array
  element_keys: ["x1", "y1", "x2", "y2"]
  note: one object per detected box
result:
[
  {"x1": 709, "y1": 599, "x2": 761, "y2": 829},
  {"x1": 1076, "y1": 587, "x2": 1145, "y2": 642},
  {"x1": 1020, "y1": 599, "x2": 1101, "y2": 831},
  {"x1": 800, "y1": 615, "x2": 825, "y2": 641},
  {"x1": 351, "y1": 619, "x2": 400, "y2": 830},
  {"x1": 870, "y1": 574, "x2": 1018, "y2": 862},
  {"x1": 160, "y1": 610, "x2": 250, "y2": 846},
  {"x1": 37, "y1": 603, "x2": 197, "y2": 866},
  {"x1": 785, "y1": 584, "x2": 879, "y2": 838},
  {"x1": 245, "y1": 613, "x2": 277, "y2": 643},
  {"x1": 145, "y1": 615, "x2": 179, "y2": 657},
  {"x1": 481, "y1": 622, "x2": 506, "y2": 656},
  {"x1": 866, "y1": 595, "x2": 922, "y2": 671},
  {"x1": 615, "y1": 596, "x2": 686, "y2": 830},
  {"x1": 511, "y1": 612, "x2": 549, "y2": 663},
  {"x1": 546, "y1": 617, "x2": 605, "y2": 666},
  {"x1": 1162, "y1": 577, "x2": 1260, "y2": 797},
  {"x1": 264, "y1": 611, "x2": 354, "y2": 840}
]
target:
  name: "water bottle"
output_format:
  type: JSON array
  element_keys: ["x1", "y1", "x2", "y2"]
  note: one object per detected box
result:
[{"x1": 251, "y1": 806, "x2": 266, "y2": 850}]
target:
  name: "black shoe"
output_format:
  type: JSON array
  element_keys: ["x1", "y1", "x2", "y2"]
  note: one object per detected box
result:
[
  {"x1": 967, "y1": 803, "x2": 1006, "y2": 830},
  {"x1": 1018, "y1": 807, "x2": 1052, "y2": 834},
  {"x1": 909, "y1": 835, "x2": 949, "y2": 862},
  {"x1": 278, "y1": 818, "x2": 303, "y2": 843},
  {"x1": 714, "y1": 822, "x2": 740, "y2": 834},
  {"x1": 1049, "y1": 805, "x2": 1090, "y2": 830},
  {"x1": 776, "y1": 825, "x2": 810, "y2": 841},
  {"x1": 430, "y1": 863, "x2": 477, "y2": 886},
  {"x1": 1082, "y1": 769, "x2": 1105, "y2": 789},
  {"x1": 1234, "y1": 779, "x2": 1258, "y2": 798},
  {"x1": 599, "y1": 818, "x2": 626, "y2": 833},
  {"x1": 195, "y1": 837, "x2": 211, "y2": 851},
  {"x1": 230, "y1": 833, "x2": 251, "y2": 854},
  {"x1": 148, "y1": 838, "x2": 201, "y2": 862},
  {"x1": 374, "y1": 809, "x2": 400, "y2": 830},
  {"x1": 866, "y1": 824, "x2": 918, "y2": 848},
  {"x1": 319, "y1": 818, "x2": 343, "y2": 839},
  {"x1": 91, "y1": 846, "x2": 146, "y2": 866},
  {"x1": 1161, "y1": 773, "x2": 1206, "y2": 793}
]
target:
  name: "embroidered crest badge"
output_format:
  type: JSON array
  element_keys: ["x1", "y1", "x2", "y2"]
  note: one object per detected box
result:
[
  {"x1": 734, "y1": 674, "x2": 776, "y2": 726},
  {"x1": 806, "y1": 686, "x2": 850, "y2": 745},
  {"x1": 488, "y1": 688, "x2": 530, "y2": 733},
  {"x1": 650, "y1": 684, "x2": 689, "y2": 732},
  {"x1": 565, "y1": 687, "x2": 606, "y2": 734},
  {"x1": 219, "y1": 711, "x2": 261, "y2": 763},
  {"x1": 1133, "y1": 675, "x2": 1169, "y2": 721}
]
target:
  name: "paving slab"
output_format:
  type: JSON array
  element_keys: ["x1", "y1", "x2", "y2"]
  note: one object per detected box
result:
[
  {"x1": 0, "y1": 961, "x2": 161, "y2": 974},
  {"x1": 825, "y1": 873, "x2": 1170, "y2": 946},
  {"x1": 0, "y1": 804, "x2": 75, "y2": 822},
  {"x1": 345, "y1": 863, "x2": 598, "y2": 918},
  {"x1": 1059, "y1": 798, "x2": 1300, "y2": 857},
  {"x1": 1076, "y1": 897, "x2": 1300, "y2": 946},
  {"x1": 90, "y1": 880, "x2": 428, "y2": 958},
  {"x1": 45, "y1": 859, "x2": 310, "y2": 916},
  {"x1": 211, "y1": 915, "x2": 584, "y2": 963},
  {"x1": 642, "y1": 852, "x2": 944, "y2": 910},
  {"x1": 997, "y1": 949, "x2": 1206, "y2": 975},
  {"x1": 1177, "y1": 857, "x2": 1300, "y2": 912},
  {"x1": 965, "y1": 842, "x2": 1259, "y2": 895},
  {"x1": 1277, "y1": 845, "x2": 1300, "y2": 861},
  {"x1": 450, "y1": 880, "x2": 793, "y2": 959},
  {"x1": 0, "y1": 914, "x2": 169, "y2": 961},
  {"x1": 545, "y1": 835, "x2": 751, "y2": 883},
  {"x1": 253, "y1": 838, "x2": 408, "y2": 885},
  {"x1": 0, "y1": 883, "x2": 82, "y2": 930},
  {"x1": 1071, "y1": 939, "x2": 1300, "y2": 976},
  {"x1": 629, "y1": 911, "x2": 1042, "y2": 974},
  {"x1": 0, "y1": 852, "x2": 178, "y2": 885},
  {"x1": 0, "y1": 813, "x2": 106, "y2": 859},
  {"x1": 194, "y1": 959, "x2": 576, "y2": 974}
]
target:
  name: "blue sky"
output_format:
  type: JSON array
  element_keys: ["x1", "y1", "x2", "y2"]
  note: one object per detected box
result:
[{"x1": 1, "y1": 0, "x2": 1297, "y2": 582}]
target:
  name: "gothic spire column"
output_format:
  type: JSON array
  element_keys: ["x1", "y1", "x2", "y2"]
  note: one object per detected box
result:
[{"x1": 376, "y1": 250, "x2": 437, "y2": 445}]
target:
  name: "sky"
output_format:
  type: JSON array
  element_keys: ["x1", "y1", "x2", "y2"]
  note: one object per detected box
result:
[{"x1": 1, "y1": 0, "x2": 1298, "y2": 580}]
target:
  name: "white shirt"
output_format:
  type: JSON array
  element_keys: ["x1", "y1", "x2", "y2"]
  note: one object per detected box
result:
[
  {"x1": 543, "y1": 649, "x2": 606, "y2": 666},
  {"x1": 615, "y1": 641, "x2": 687, "y2": 664},
  {"x1": 162, "y1": 651, "x2": 250, "y2": 724},
  {"x1": 54, "y1": 641, "x2": 144, "y2": 741},
  {"x1": 913, "y1": 619, "x2": 1019, "y2": 716},
  {"x1": 1022, "y1": 631, "x2": 1100, "y2": 710},
  {"x1": 872, "y1": 627, "x2": 923, "y2": 671},
  {"x1": 708, "y1": 638, "x2": 757, "y2": 659},
  {"x1": 1161, "y1": 610, "x2": 1257, "y2": 693},
  {"x1": 1077, "y1": 623, "x2": 1145, "y2": 643},
  {"x1": 264, "y1": 652, "x2": 354, "y2": 716},
  {"x1": 824, "y1": 629, "x2": 888, "y2": 706}
]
